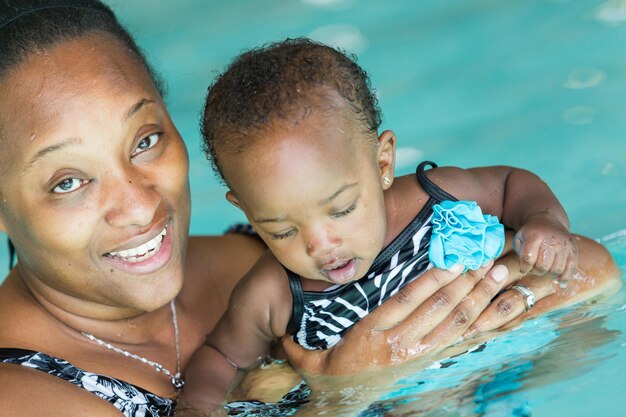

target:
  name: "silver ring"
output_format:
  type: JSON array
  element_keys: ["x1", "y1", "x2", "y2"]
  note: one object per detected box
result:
[{"x1": 511, "y1": 284, "x2": 536, "y2": 311}]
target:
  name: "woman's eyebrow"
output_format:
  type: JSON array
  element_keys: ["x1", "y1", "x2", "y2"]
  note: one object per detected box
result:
[
  {"x1": 126, "y1": 98, "x2": 155, "y2": 120},
  {"x1": 24, "y1": 98, "x2": 157, "y2": 171},
  {"x1": 25, "y1": 138, "x2": 81, "y2": 171}
]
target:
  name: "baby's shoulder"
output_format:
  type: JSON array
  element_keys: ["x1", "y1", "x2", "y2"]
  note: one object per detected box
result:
[
  {"x1": 236, "y1": 251, "x2": 292, "y2": 304},
  {"x1": 415, "y1": 166, "x2": 493, "y2": 200}
]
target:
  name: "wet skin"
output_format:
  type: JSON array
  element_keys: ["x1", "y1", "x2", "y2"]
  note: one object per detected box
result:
[
  {"x1": 222, "y1": 105, "x2": 395, "y2": 286},
  {"x1": 0, "y1": 32, "x2": 191, "y2": 320}
]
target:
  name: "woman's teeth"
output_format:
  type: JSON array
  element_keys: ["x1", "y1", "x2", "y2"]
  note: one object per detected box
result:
[{"x1": 107, "y1": 227, "x2": 167, "y2": 263}]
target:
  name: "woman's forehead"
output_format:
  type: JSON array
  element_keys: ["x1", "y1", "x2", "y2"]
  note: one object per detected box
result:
[
  {"x1": 0, "y1": 33, "x2": 161, "y2": 173},
  {"x1": 0, "y1": 34, "x2": 158, "y2": 135}
]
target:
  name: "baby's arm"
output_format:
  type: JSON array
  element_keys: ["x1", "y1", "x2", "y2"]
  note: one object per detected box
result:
[
  {"x1": 182, "y1": 251, "x2": 293, "y2": 411},
  {"x1": 427, "y1": 166, "x2": 577, "y2": 282}
]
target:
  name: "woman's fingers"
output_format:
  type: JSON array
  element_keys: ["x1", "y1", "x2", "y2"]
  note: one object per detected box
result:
[
  {"x1": 465, "y1": 275, "x2": 555, "y2": 336},
  {"x1": 281, "y1": 335, "x2": 326, "y2": 375},
  {"x1": 383, "y1": 262, "x2": 494, "y2": 338},
  {"x1": 418, "y1": 263, "x2": 510, "y2": 350},
  {"x1": 363, "y1": 263, "x2": 465, "y2": 330}
]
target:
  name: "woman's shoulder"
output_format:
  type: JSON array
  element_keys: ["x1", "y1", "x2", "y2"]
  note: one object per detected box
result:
[
  {"x1": 184, "y1": 233, "x2": 266, "y2": 285},
  {"x1": 0, "y1": 360, "x2": 145, "y2": 416}
]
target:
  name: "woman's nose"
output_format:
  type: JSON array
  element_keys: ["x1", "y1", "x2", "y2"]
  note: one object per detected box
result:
[{"x1": 103, "y1": 170, "x2": 160, "y2": 228}]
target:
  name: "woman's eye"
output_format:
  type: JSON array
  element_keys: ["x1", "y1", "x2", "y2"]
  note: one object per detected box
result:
[
  {"x1": 53, "y1": 178, "x2": 87, "y2": 194},
  {"x1": 332, "y1": 203, "x2": 357, "y2": 218},
  {"x1": 271, "y1": 229, "x2": 296, "y2": 240},
  {"x1": 132, "y1": 132, "x2": 161, "y2": 156}
]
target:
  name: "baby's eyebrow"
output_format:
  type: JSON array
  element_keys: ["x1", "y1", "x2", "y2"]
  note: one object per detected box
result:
[
  {"x1": 255, "y1": 215, "x2": 287, "y2": 224},
  {"x1": 319, "y1": 183, "x2": 357, "y2": 205},
  {"x1": 254, "y1": 183, "x2": 357, "y2": 223}
]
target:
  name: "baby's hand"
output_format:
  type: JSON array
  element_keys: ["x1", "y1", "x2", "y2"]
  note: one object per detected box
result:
[{"x1": 513, "y1": 214, "x2": 578, "y2": 286}]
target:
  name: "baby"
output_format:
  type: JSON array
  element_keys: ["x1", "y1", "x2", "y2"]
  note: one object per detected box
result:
[{"x1": 183, "y1": 38, "x2": 577, "y2": 409}]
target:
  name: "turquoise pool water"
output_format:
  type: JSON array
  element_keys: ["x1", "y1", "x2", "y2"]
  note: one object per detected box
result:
[{"x1": 2, "y1": 0, "x2": 625, "y2": 415}]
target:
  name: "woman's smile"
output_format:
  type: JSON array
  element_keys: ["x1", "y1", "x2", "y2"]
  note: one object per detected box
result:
[
  {"x1": 104, "y1": 223, "x2": 174, "y2": 275},
  {"x1": 106, "y1": 225, "x2": 167, "y2": 262}
]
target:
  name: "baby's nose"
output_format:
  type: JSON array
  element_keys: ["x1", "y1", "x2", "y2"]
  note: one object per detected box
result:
[{"x1": 305, "y1": 228, "x2": 341, "y2": 257}]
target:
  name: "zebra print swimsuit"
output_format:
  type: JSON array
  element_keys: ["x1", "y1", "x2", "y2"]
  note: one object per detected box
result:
[{"x1": 286, "y1": 161, "x2": 457, "y2": 350}]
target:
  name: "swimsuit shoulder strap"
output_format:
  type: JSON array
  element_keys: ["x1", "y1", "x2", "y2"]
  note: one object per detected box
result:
[
  {"x1": 416, "y1": 161, "x2": 458, "y2": 202},
  {"x1": 0, "y1": 348, "x2": 174, "y2": 416},
  {"x1": 286, "y1": 270, "x2": 305, "y2": 335}
]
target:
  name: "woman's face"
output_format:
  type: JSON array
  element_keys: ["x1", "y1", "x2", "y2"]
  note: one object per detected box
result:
[{"x1": 0, "y1": 33, "x2": 191, "y2": 316}]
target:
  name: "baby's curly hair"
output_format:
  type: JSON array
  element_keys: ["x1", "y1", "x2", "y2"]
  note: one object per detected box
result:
[{"x1": 201, "y1": 37, "x2": 382, "y2": 183}]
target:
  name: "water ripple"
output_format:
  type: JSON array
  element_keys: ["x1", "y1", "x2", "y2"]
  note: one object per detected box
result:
[
  {"x1": 596, "y1": 0, "x2": 626, "y2": 24},
  {"x1": 563, "y1": 67, "x2": 606, "y2": 89},
  {"x1": 562, "y1": 106, "x2": 595, "y2": 125},
  {"x1": 308, "y1": 24, "x2": 368, "y2": 54}
]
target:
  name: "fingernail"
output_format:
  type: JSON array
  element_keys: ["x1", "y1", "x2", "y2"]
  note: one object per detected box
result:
[
  {"x1": 450, "y1": 264, "x2": 464, "y2": 274},
  {"x1": 491, "y1": 265, "x2": 508, "y2": 283}
]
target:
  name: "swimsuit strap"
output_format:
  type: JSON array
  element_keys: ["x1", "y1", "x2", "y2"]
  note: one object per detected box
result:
[
  {"x1": 0, "y1": 348, "x2": 174, "y2": 417},
  {"x1": 8, "y1": 239, "x2": 15, "y2": 271},
  {"x1": 286, "y1": 270, "x2": 305, "y2": 335},
  {"x1": 416, "y1": 161, "x2": 458, "y2": 202}
]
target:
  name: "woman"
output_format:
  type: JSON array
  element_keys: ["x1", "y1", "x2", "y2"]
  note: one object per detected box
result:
[{"x1": 0, "y1": 1, "x2": 620, "y2": 416}]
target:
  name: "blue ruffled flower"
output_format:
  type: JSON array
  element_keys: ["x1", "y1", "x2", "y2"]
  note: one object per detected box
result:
[{"x1": 429, "y1": 200, "x2": 505, "y2": 272}]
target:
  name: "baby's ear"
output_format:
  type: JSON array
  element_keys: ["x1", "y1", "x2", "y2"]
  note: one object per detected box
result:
[
  {"x1": 377, "y1": 130, "x2": 396, "y2": 189},
  {"x1": 225, "y1": 190, "x2": 241, "y2": 209}
]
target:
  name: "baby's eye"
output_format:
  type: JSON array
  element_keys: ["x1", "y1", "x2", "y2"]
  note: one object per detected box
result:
[
  {"x1": 132, "y1": 132, "x2": 161, "y2": 156},
  {"x1": 271, "y1": 229, "x2": 296, "y2": 240},
  {"x1": 332, "y1": 203, "x2": 357, "y2": 218},
  {"x1": 53, "y1": 178, "x2": 88, "y2": 194}
]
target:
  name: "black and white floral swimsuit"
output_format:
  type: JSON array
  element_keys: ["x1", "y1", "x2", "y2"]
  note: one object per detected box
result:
[{"x1": 0, "y1": 348, "x2": 174, "y2": 417}]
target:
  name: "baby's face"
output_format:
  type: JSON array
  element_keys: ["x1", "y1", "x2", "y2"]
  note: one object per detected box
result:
[{"x1": 223, "y1": 109, "x2": 394, "y2": 284}]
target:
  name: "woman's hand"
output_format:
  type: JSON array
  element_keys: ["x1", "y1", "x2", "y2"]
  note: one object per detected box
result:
[{"x1": 282, "y1": 251, "x2": 557, "y2": 376}]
